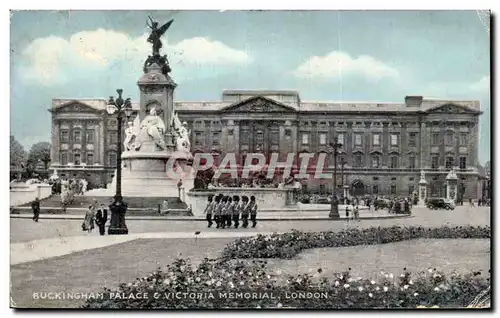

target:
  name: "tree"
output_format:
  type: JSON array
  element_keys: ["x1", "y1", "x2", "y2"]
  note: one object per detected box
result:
[
  {"x1": 28, "y1": 141, "x2": 51, "y2": 170},
  {"x1": 10, "y1": 135, "x2": 26, "y2": 169}
]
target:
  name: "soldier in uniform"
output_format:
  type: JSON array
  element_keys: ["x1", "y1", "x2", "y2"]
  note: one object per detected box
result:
[
  {"x1": 203, "y1": 195, "x2": 214, "y2": 227},
  {"x1": 249, "y1": 195, "x2": 258, "y2": 228},
  {"x1": 213, "y1": 195, "x2": 222, "y2": 228},
  {"x1": 241, "y1": 196, "x2": 250, "y2": 228},
  {"x1": 232, "y1": 195, "x2": 241, "y2": 229}
]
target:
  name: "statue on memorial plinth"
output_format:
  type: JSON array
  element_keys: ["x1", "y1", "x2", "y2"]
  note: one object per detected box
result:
[
  {"x1": 144, "y1": 16, "x2": 174, "y2": 75},
  {"x1": 124, "y1": 121, "x2": 138, "y2": 151},
  {"x1": 172, "y1": 112, "x2": 191, "y2": 154},
  {"x1": 139, "y1": 107, "x2": 166, "y2": 150}
]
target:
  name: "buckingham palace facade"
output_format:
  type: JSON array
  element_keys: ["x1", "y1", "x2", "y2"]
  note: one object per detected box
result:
[{"x1": 49, "y1": 90, "x2": 483, "y2": 199}]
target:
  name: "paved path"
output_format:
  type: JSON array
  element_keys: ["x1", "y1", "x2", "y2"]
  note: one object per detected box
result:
[{"x1": 10, "y1": 206, "x2": 490, "y2": 265}]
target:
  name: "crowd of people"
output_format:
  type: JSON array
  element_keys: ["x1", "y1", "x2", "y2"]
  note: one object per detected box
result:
[
  {"x1": 81, "y1": 200, "x2": 109, "y2": 236},
  {"x1": 202, "y1": 194, "x2": 258, "y2": 229}
]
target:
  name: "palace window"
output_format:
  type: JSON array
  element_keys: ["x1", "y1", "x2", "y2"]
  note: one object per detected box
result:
[
  {"x1": 302, "y1": 133, "x2": 309, "y2": 145},
  {"x1": 60, "y1": 129, "x2": 69, "y2": 143},
  {"x1": 390, "y1": 134, "x2": 399, "y2": 146},
  {"x1": 285, "y1": 129, "x2": 292, "y2": 139},
  {"x1": 86, "y1": 129, "x2": 94, "y2": 144},
  {"x1": 445, "y1": 131, "x2": 455, "y2": 146},
  {"x1": 212, "y1": 132, "x2": 220, "y2": 145},
  {"x1": 459, "y1": 157, "x2": 467, "y2": 169},
  {"x1": 60, "y1": 151, "x2": 68, "y2": 165},
  {"x1": 373, "y1": 185, "x2": 379, "y2": 194},
  {"x1": 445, "y1": 156, "x2": 454, "y2": 169},
  {"x1": 431, "y1": 156, "x2": 439, "y2": 169},
  {"x1": 409, "y1": 156, "x2": 416, "y2": 169},
  {"x1": 431, "y1": 133, "x2": 440, "y2": 145},
  {"x1": 372, "y1": 134, "x2": 381, "y2": 146},
  {"x1": 108, "y1": 119, "x2": 117, "y2": 127},
  {"x1": 390, "y1": 185, "x2": 397, "y2": 195},
  {"x1": 319, "y1": 184, "x2": 326, "y2": 194},
  {"x1": 270, "y1": 129, "x2": 280, "y2": 146},
  {"x1": 373, "y1": 177, "x2": 379, "y2": 181},
  {"x1": 354, "y1": 154, "x2": 363, "y2": 167},
  {"x1": 73, "y1": 152, "x2": 81, "y2": 165},
  {"x1": 109, "y1": 131, "x2": 118, "y2": 144},
  {"x1": 228, "y1": 129, "x2": 234, "y2": 136},
  {"x1": 86, "y1": 153, "x2": 94, "y2": 166},
  {"x1": 408, "y1": 133, "x2": 417, "y2": 147},
  {"x1": 195, "y1": 132, "x2": 202, "y2": 146},
  {"x1": 73, "y1": 130, "x2": 82, "y2": 143},
  {"x1": 319, "y1": 133, "x2": 327, "y2": 145},
  {"x1": 337, "y1": 133, "x2": 344, "y2": 146},
  {"x1": 354, "y1": 134, "x2": 362, "y2": 146},
  {"x1": 372, "y1": 155, "x2": 380, "y2": 168},
  {"x1": 390, "y1": 155, "x2": 399, "y2": 168},
  {"x1": 108, "y1": 152, "x2": 117, "y2": 166},
  {"x1": 408, "y1": 185, "x2": 415, "y2": 195},
  {"x1": 459, "y1": 133, "x2": 468, "y2": 146}
]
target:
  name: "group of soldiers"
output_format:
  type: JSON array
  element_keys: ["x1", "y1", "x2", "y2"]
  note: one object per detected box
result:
[{"x1": 203, "y1": 194, "x2": 258, "y2": 229}]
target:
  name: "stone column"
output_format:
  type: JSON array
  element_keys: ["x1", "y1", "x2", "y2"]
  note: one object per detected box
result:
[
  {"x1": 343, "y1": 185, "x2": 349, "y2": 204},
  {"x1": 99, "y1": 119, "x2": 105, "y2": 166},
  {"x1": 51, "y1": 119, "x2": 60, "y2": 165},
  {"x1": 418, "y1": 170, "x2": 428, "y2": 206},
  {"x1": 446, "y1": 169, "x2": 458, "y2": 202}
]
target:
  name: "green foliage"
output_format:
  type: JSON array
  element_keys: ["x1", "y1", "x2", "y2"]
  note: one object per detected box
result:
[
  {"x1": 28, "y1": 141, "x2": 51, "y2": 169},
  {"x1": 10, "y1": 135, "x2": 26, "y2": 168}
]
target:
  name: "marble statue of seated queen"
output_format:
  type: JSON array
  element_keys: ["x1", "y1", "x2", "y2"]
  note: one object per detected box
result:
[{"x1": 138, "y1": 107, "x2": 166, "y2": 150}]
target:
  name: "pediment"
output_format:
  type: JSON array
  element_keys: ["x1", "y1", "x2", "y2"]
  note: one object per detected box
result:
[
  {"x1": 55, "y1": 101, "x2": 100, "y2": 113},
  {"x1": 426, "y1": 103, "x2": 479, "y2": 114},
  {"x1": 220, "y1": 96, "x2": 297, "y2": 113}
]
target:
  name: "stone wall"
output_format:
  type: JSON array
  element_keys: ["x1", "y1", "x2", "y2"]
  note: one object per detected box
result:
[{"x1": 10, "y1": 184, "x2": 52, "y2": 207}]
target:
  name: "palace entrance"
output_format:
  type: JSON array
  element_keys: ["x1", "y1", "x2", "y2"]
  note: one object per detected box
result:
[{"x1": 351, "y1": 180, "x2": 365, "y2": 197}]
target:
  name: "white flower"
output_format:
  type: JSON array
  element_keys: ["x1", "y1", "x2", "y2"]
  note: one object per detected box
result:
[
  {"x1": 248, "y1": 272, "x2": 253, "y2": 276},
  {"x1": 439, "y1": 284, "x2": 445, "y2": 289},
  {"x1": 413, "y1": 292, "x2": 419, "y2": 297},
  {"x1": 276, "y1": 269, "x2": 282, "y2": 275},
  {"x1": 296, "y1": 278, "x2": 302, "y2": 284},
  {"x1": 216, "y1": 281, "x2": 222, "y2": 287},
  {"x1": 356, "y1": 276, "x2": 363, "y2": 281},
  {"x1": 229, "y1": 282, "x2": 235, "y2": 288},
  {"x1": 256, "y1": 305, "x2": 261, "y2": 308},
  {"x1": 434, "y1": 287, "x2": 440, "y2": 291},
  {"x1": 400, "y1": 274, "x2": 405, "y2": 278},
  {"x1": 240, "y1": 281, "x2": 245, "y2": 286},
  {"x1": 389, "y1": 273, "x2": 394, "y2": 279},
  {"x1": 195, "y1": 277, "x2": 201, "y2": 282},
  {"x1": 409, "y1": 280, "x2": 414, "y2": 285},
  {"x1": 127, "y1": 283, "x2": 132, "y2": 287},
  {"x1": 375, "y1": 287, "x2": 380, "y2": 291},
  {"x1": 428, "y1": 268, "x2": 433, "y2": 273},
  {"x1": 339, "y1": 275, "x2": 344, "y2": 279},
  {"x1": 348, "y1": 278, "x2": 354, "y2": 283},
  {"x1": 163, "y1": 279, "x2": 170, "y2": 285},
  {"x1": 380, "y1": 271, "x2": 385, "y2": 275},
  {"x1": 344, "y1": 284, "x2": 350, "y2": 289},
  {"x1": 267, "y1": 275, "x2": 271, "y2": 279},
  {"x1": 208, "y1": 272, "x2": 213, "y2": 278},
  {"x1": 277, "y1": 303, "x2": 283, "y2": 308},
  {"x1": 383, "y1": 286, "x2": 389, "y2": 292},
  {"x1": 334, "y1": 281, "x2": 340, "y2": 287},
  {"x1": 239, "y1": 271, "x2": 244, "y2": 275},
  {"x1": 404, "y1": 285, "x2": 409, "y2": 290},
  {"x1": 358, "y1": 287, "x2": 364, "y2": 292},
  {"x1": 384, "y1": 274, "x2": 389, "y2": 278},
  {"x1": 371, "y1": 280, "x2": 376, "y2": 285},
  {"x1": 206, "y1": 280, "x2": 212, "y2": 286},
  {"x1": 180, "y1": 266, "x2": 186, "y2": 272},
  {"x1": 369, "y1": 293, "x2": 373, "y2": 298}
]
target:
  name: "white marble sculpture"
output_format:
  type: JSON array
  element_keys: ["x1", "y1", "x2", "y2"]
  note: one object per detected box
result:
[
  {"x1": 139, "y1": 107, "x2": 166, "y2": 149},
  {"x1": 172, "y1": 112, "x2": 191, "y2": 154}
]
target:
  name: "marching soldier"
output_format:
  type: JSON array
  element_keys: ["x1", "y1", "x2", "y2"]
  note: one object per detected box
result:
[
  {"x1": 249, "y1": 195, "x2": 258, "y2": 228},
  {"x1": 241, "y1": 196, "x2": 250, "y2": 228},
  {"x1": 232, "y1": 195, "x2": 241, "y2": 229},
  {"x1": 203, "y1": 195, "x2": 214, "y2": 228}
]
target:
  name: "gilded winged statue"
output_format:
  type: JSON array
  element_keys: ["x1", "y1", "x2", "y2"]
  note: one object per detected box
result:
[{"x1": 147, "y1": 16, "x2": 174, "y2": 56}]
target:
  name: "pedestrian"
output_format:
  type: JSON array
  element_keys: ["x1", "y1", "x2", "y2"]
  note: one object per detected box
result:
[
  {"x1": 213, "y1": 195, "x2": 222, "y2": 228},
  {"x1": 232, "y1": 195, "x2": 241, "y2": 229},
  {"x1": 354, "y1": 205, "x2": 359, "y2": 221},
  {"x1": 249, "y1": 195, "x2": 258, "y2": 228},
  {"x1": 345, "y1": 205, "x2": 350, "y2": 219},
  {"x1": 241, "y1": 196, "x2": 250, "y2": 228},
  {"x1": 469, "y1": 198, "x2": 475, "y2": 207},
  {"x1": 95, "y1": 203, "x2": 108, "y2": 236},
  {"x1": 203, "y1": 195, "x2": 214, "y2": 228},
  {"x1": 82, "y1": 205, "x2": 96, "y2": 234},
  {"x1": 31, "y1": 197, "x2": 40, "y2": 222}
]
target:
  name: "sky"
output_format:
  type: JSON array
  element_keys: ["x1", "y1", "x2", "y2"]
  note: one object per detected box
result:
[{"x1": 9, "y1": 10, "x2": 491, "y2": 164}]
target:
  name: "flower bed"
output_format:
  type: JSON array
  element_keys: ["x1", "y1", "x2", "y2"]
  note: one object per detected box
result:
[
  {"x1": 82, "y1": 258, "x2": 490, "y2": 309},
  {"x1": 221, "y1": 226, "x2": 491, "y2": 259}
]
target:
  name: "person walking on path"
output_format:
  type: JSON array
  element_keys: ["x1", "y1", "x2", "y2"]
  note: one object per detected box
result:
[
  {"x1": 203, "y1": 195, "x2": 214, "y2": 228},
  {"x1": 225, "y1": 196, "x2": 234, "y2": 228},
  {"x1": 31, "y1": 198, "x2": 40, "y2": 222},
  {"x1": 241, "y1": 196, "x2": 250, "y2": 228},
  {"x1": 249, "y1": 196, "x2": 258, "y2": 228},
  {"x1": 232, "y1": 195, "x2": 241, "y2": 229},
  {"x1": 469, "y1": 198, "x2": 476, "y2": 208},
  {"x1": 354, "y1": 205, "x2": 360, "y2": 221},
  {"x1": 82, "y1": 205, "x2": 96, "y2": 234},
  {"x1": 219, "y1": 196, "x2": 228, "y2": 229},
  {"x1": 95, "y1": 203, "x2": 108, "y2": 236},
  {"x1": 213, "y1": 195, "x2": 222, "y2": 229}
]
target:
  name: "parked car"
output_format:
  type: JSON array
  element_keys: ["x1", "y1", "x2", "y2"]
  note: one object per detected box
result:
[
  {"x1": 426, "y1": 198, "x2": 455, "y2": 210},
  {"x1": 374, "y1": 199, "x2": 390, "y2": 210}
]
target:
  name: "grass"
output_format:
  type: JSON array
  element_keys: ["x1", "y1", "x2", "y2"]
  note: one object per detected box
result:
[
  {"x1": 254, "y1": 238, "x2": 490, "y2": 282},
  {"x1": 10, "y1": 238, "x2": 233, "y2": 308}
]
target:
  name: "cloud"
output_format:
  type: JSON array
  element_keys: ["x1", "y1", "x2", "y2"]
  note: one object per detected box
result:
[
  {"x1": 470, "y1": 75, "x2": 490, "y2": 93},
  {"x1": 19, "y1": 29, "x2": 251, "y2": 86},
  {"x1": 293, "y1": 51, "x2": 400, "y2": 81}
]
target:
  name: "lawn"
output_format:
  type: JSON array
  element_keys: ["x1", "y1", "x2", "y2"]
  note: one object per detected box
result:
[
  {"x1": 10, "y1": 237, "x2": 233, "y2": 308},
  {"x1": 256, "y1": 238, "x2": 490, "y2": 281}
]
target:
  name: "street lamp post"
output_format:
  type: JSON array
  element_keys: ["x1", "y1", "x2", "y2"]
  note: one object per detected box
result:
[
  {"x1": 340, "y1": 157, "x2": 347, "y2": 204},
  {"x1": 106, "y1": 89, "x2": 133, "y2": 235},
  {"x1": 329, "y1": 136, "x2": 343, "y2": 218}
]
